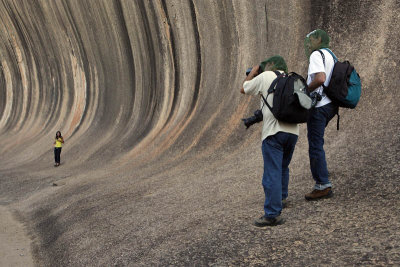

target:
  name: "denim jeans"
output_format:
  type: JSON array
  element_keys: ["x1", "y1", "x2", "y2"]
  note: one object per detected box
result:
[
  {"x1": 262, "y1": 132, "x2": 298, "y2": 218},
  {"x1": 307, "y1": 102, "x2": 338, "y2": 189}
]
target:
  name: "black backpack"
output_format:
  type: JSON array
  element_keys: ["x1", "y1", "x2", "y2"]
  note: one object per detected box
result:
[
  {"x1": 317, "y1": 49, "x2": 362, "y2": 130},
  {"x1": 261, "y1": 71, "x2": 311, "y2": 124}
]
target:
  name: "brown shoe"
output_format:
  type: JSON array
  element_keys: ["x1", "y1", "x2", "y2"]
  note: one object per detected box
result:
[{"x1": 305, "y1": 187, "x2": 333, "y2": 201}]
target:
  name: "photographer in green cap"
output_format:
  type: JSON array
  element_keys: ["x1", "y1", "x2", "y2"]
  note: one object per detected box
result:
[
  {"x1": 304, "y1": 29, "x2": 338, "y2": 200},
  {"x1": 240, "y1": 55, "x2": 298, "y2": 227}
]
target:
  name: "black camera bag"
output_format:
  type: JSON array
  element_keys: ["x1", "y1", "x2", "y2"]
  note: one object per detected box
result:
[{"x1": 261, "y1": 71, "x2": 310, "y2": 124}]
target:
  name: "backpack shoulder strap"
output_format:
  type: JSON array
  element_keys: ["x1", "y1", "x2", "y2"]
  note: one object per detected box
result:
[
  {"x1": 321, "y1": 48, "x2": 338, "y2": 62},
  {"x1": 318, "y1": 49, "x2": 340, "y2": 131},
  {"x1": 317, "y1": 50, "x2": 326, "y2": 66},
  {"x1": 316, "y1": 50, "x2": 329, "y2": 91},
  {"x1": 268, "y1": 71, "x2": 282, "y2": 94},
  {"x1": 273, "y1": 70, "x2": 281, "y2": 76},
  {"x1": 261, "y1": 71, "x2": 281, "y2": 111}
]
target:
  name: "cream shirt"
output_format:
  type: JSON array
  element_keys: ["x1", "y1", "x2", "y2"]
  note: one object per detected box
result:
[{"x1": 243, "y1": 71, "x2": 299, "y2": 141}]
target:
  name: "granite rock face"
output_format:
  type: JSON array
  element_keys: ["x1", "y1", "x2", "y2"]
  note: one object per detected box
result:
[{"x1": 0, "y1": 0, "x2": 399, "y2": 266}]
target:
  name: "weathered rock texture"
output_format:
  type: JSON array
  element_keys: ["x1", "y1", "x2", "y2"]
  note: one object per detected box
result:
[{"x1": 0, "y1": 0, "x2": 399, "y2": 266}]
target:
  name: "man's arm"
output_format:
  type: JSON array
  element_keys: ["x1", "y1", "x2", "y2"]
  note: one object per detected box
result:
[
  {"x1": 240, "y1": 65, "x2": 260, "y2": 94},
  {"x1": 308, "y1": 72, "x2": 326, "y2": 91}
]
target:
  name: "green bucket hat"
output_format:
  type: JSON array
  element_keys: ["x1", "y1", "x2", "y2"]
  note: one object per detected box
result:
[
  {"x1": 304, "y1": 29, "x2": 330, "y2": 59},
  {"x1": 259, "y1": 55, "x2": 288, "y2": 73}
]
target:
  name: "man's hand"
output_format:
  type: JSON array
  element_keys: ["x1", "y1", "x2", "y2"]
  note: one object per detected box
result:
[
  {"x1": 308, "y1": 72, "x2": 326, "y2": 91},
  {"x1": 240, "y1": 65, "x2": 260, "y2": 94}
]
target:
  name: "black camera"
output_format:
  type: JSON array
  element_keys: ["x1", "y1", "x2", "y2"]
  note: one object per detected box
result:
[
  {"x1": 246, "y1": 66, "x2": 262, "y2": 76},
  {"x1": 310, "y1": 91, "x2": 322, "y2": 107},
  {"x1": 242, "y1": 109, "x2": 263, "y2": 129}
]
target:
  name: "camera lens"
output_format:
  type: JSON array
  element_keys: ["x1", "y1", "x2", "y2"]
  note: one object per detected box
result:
[{"x1": 242, "y1": 109, "x2": 263, "y2": 129}]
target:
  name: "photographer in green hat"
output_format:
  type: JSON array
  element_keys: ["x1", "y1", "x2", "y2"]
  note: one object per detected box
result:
[
  {"x1": 304, "y1": 29, "x2": 339, "y2": 200},
  {"x1": 240, "y1": 55, "x2": 298, "y2": 227}
]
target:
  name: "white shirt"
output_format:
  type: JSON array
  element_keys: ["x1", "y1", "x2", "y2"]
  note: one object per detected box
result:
[
  {"x1": 307, "y1": 49, "x2": 335, "y2": 107},
  {"x1": 243, "y1": 71, "x2": 299, "y2": 141}
]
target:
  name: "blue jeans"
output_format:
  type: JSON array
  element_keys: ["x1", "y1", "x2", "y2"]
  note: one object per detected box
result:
[
  {"x1": 307, "y1": 102, "x2": 338, "y2": 189},
  {"x1": 262, "y1": 132, "x2": 298, "y2": 218}
]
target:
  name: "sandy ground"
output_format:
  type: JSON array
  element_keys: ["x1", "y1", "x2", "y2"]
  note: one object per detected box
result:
[{"x1": 0, "y1": 206, "x2": 34, "y2": 267}]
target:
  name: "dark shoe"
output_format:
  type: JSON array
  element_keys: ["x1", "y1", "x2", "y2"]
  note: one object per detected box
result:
[
  {"x1": 305, "y1": 187, "x2": 333, "y2": 201},
  {"x1": 282, "y1": 199, "x2": 288, "y2": 209},
  {"x1": 254, "y1": 215, "x2": 285, "y2": 227}
]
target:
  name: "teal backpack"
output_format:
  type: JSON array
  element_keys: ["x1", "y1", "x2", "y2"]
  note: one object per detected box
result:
[
  {"x1": 317, "y1": 49, "x2": 362, "y2": 129},
  {"x1": 317, "y1": 49, "x2": 361, "y2": 108}
]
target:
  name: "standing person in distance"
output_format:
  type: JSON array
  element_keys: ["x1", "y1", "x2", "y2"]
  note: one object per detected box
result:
[
  {"x1": 54, "y1": 131, "x2": 64, "y2": 167},
  {"x1": 240, "y1": 56, "x2": 299, "y2": 227},
  {"x1": 304, "y1": 29, "x2": 338, "y2": 200}
]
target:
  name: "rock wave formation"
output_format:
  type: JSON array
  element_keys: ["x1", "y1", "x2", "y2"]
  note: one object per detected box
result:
[{"x1": 0, "y1": 0, "x2": 399, "y2": 265}]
